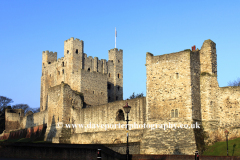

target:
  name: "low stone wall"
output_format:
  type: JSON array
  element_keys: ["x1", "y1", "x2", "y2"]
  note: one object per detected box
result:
[
  {"x1": 104, "y1": 142, "x2": 140, "y2": 154},
  {"x1": 0, "y1": 143, "x2": 125, "y2": 160},
  {"x1": 0, "y1": 124, "x2": 47, "y2": 141},
  {"x1": 0, "y1": 143, "x2": 239, "y2": 160}
]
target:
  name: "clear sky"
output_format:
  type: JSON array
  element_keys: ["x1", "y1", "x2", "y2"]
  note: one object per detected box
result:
[{"x1": 1, "y1": 0, "x2": 240, "y2": 109}]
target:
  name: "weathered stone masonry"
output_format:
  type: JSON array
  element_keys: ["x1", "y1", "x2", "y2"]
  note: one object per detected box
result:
[{"x1": 3, "y1": 38, "x2": 240, "y2": 155}]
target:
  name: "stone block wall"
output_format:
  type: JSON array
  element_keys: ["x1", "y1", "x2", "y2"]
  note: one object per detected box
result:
[
  {"x1": 80, "y1": 69, "x2": 108, "y2": 106},
  {"x1": 71, "y1": 97, "x2": 146, "y2": 134},
  {"x1": 20, "y1": 110, "x2": 48, "y2": 129},
  {"x1": 40, "y1": 38, "x2": 123, "y2": 110},
  {"x1": 145, "y1": 50, "x2": 193, "y2": 121},
  {"x1": 5, "y1": 109, "x2": 24, "y2": 132}
]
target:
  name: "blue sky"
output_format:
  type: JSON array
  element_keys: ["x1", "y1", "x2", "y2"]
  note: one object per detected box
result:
[{"x1": 1, "y1": 0, "x2": 240, "y2": 109}]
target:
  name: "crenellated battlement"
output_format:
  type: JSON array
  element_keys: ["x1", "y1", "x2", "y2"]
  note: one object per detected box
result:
[
  {"x1": 41, "y1": 37, "x2": 123, "y2": 111},
  {"x1": 108, "y1": 48, "x2": 123, "y2": 53},
  {"x1": 64, "y1": 37, "x2": 83, "y2": 42}
]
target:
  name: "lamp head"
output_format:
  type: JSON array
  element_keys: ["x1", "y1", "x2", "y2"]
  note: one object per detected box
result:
[
  {"x1": 123, "y1": 103, "x2": 131, "y2": 113},
  {"x1": 225, "y1": 130, "x2": 229, "y2": 136}
]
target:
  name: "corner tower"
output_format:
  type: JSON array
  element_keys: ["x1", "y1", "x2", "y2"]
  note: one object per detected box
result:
[
  {"x1": 40, "y1": 51, "x2": 57, "y2": 112},
  {"x1": 107, "y1": 48, "x2": 123, "y2": 102},
  {"x1": 199, "y1": 39, "x2": 217, "y2": 75},
  {"x1": 64, "y1": 37, "x2": 84, "y2": 73}
]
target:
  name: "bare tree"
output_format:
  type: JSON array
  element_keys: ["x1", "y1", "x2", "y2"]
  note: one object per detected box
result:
[
  {"x1": 128, "y1": 92, "x2": 144, "y2": 99},
  {"x1": 12, "y1": 104, "x2": 36, "y2": 115},
  {"x1": 0, "y1": 96, "x2": 13, "y2": 112},
  {"x1": 228, "y1": 77, "x2": 240, "y2": 86}
]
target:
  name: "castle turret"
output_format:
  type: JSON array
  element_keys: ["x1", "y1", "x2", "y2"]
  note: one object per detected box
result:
[
  {"x1": 42, "y1": 51, "x2": 57, "y2": 67},
  {"x1": 200, "y1": 39, "x2": 219, "y2": 122},
  {"x1": 107, "y1": 48, "x2": 123, "y2": 102},
  {"x1": 199, "y1": 39, "x2": 217, "y2": 75},
  {"x1": 64, "y1": 37, "x2": 84, "y2": 73}
]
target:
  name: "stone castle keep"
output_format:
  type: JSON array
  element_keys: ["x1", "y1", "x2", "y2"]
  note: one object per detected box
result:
[{"x1": 2, "y1": 38, "x2": 240, "y2": 155}]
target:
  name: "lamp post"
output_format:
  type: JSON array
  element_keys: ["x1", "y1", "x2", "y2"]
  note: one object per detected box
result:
[
  {"x1": 225, "y1": 130, "x2": 229, "y2": 156},
  {"x1": 123, "y1": 103, "x2": 131, "y2": 160}
]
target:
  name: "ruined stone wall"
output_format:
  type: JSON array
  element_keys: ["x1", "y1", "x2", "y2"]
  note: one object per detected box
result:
[
  {"x1": 203, "y1": 86, "x2": 240, "y2": 144},
  {"x1": 20, "y1": 110, "x2": 48, "y2": 129},
  {"x1": 5, "y1": 109, "x2": 24, "y2": 132},
  {"x1": 145, "y1": 50, "x2": 193, "y2": 121},
  {"x1": 70, "y1": 97, "x2": 146, "y2": 134},
  {"x1": 46, "y1": 82, "x2": 84, "y2": 141}
]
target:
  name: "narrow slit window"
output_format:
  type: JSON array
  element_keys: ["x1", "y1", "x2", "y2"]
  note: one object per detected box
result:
[
  {"x1": 62, "y1": 62, "x2": 64, "y2": 67},
  {"x1": 109, "y1": 73, "x2": 111, "y2": 77},
  {"x1": 118, "y1": 74, "x2": 120, "y2": 78},
  {"x1": 62, "y1": 69, "x2": 64, "y2": 74},
  {"x1": 76, "y1": 49, "x2": 78, "y2": 54},
  {"x1": 67, "y1": 50, "x2": 69, "y2": 54},
  {"x1": 176, "y1": 73, "x2": 179, "y2": 79}
]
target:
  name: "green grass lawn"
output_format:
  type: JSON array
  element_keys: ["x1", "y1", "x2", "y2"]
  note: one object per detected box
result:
[{"x1": 203, "y1": 137, "x2": 240, "y2": 156}]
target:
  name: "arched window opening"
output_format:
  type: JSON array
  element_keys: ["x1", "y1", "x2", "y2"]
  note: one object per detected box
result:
[
  {"x1": 109, "y1": 73, "x2": 111, "y2": 77},
  {"x1": 67, "y1": 50, "x2": 69, "y2": 54},
  {"x1": 118, "y1": 74, "x2": 120, "y2": 78},
  {"x1": 118, "y1": 60, "x2": 120, "y2": 63},
  {"x1": 62, "y1": 62, "x2": 64, "y2": 67},
  {"x1": 76, "y1": 49, "x2": 78, "y2": 54},
  {"x1": 118, "y1": 86, "x2": 120, "y2": 91},
  {"x1": 116, "y1": 109, "x2": 125, "y2": 121},
  {"x1": 62, "y1": 69, "x2": 64, "y2": 74},
  {"x1": 88, "y1": 68, "x2": 90, "y2": 71},
  {"x1": 93, "y1": 91, "x2": 94, "y2": 94},
  {"x1": 19, "y1": 113, "x2": 20, "y2": 116},
  {"x1": 175, "y1": 109, "x2": 178, "y2": 117},
  {"x1": 171, "y1": 109, "x2": 174, "y2": 118}
]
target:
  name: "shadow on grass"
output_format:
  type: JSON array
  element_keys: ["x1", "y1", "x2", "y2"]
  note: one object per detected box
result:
[{"x1": 203, "y1": 137, "x2": 240, "y2": 156}]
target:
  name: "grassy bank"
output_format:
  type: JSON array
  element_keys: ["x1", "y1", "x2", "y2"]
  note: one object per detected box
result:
[{"x1": 203, "y1": 137, "x2": 240, "y2": 156}]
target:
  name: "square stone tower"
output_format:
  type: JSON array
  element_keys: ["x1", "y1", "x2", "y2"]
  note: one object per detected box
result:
[{"x1": 40, "y1": 38, "x2": 123, "y2": 111}]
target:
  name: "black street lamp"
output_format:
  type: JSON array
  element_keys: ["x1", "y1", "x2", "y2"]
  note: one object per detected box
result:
[
  {"x1": 123, "y1": 103, "x2": 131, "y2": 160},
  {"x1": 225, "y1": 130, "x2": 229, "y2": 156}
]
